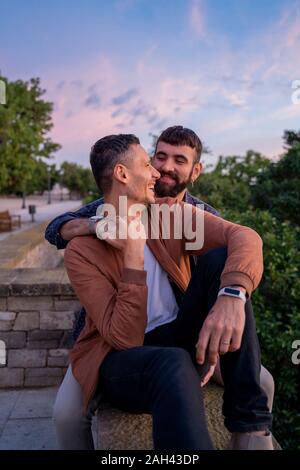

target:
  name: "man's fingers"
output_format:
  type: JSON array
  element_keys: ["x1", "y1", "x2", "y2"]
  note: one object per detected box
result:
[
  {"x1": 219, "y1": 328, "x2": 232, "y2": 355},
  {"x1": 196, "y1": 327, "x2": 210, "y2": 364},
  {"x1": 207, "y1": 330, "x2": 222, "y2": 366},
  {"x1": 201, "y1": 365, "x2": 215, "y2": 387},
  {"x1": 230, "y1": 327, "x2": 243, "y2": 352}
]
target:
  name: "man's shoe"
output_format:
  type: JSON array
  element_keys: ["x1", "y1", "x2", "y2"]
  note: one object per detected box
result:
[{"x1": 227, "y1": 432, "x2": 274, "y2": 450}]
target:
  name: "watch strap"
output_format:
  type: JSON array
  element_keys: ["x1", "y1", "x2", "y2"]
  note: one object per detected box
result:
[{"x1": 218, "y1": 287, "x2": 246, "y2": 302}]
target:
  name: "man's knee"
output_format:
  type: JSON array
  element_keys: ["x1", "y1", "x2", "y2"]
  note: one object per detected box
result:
[
  {"x1": 53, "y1": 392, "x2": 89, "y2": 428},
  {"x1": 150, "y1": 347, "x2": 195, "y2": 383},
  {"x1": 260, "y1": 366, "x2": 275, "y2": 412}
]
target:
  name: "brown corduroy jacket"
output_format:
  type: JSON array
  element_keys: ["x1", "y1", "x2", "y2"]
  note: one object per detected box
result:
[{"x1": 64, "y1": 198, "x2": 263, "y2": 411}]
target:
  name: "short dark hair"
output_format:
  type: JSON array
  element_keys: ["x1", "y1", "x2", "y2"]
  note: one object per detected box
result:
[
  {"x1": 90, "y1": 134, "x2": 140, "y2": 194},
  {"x1": 156, "y1": 126, "x2": 202, "y2": 162}
]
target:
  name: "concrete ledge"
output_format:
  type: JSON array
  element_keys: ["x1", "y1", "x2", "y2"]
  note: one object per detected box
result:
[
  {"x1": 0, "y1": 269, "x2": 73, "y2": 297},
  {"x1": 97, "y1": 383, "x2": 231, "y2": 450},
  {"x1": 97, "y1": 383, "x2": 282, "y2": 450},
  {"x1": 0, "y1": 222, "x2": 48, "y2": 269}
]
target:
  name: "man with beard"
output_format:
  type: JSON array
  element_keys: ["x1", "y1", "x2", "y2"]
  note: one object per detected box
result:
[{"x1": 46, "y1": 127, "x2": 274, "y2": 450}]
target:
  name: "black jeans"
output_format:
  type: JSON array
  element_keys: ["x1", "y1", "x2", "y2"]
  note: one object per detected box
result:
[{"x1": 98, "y1": 247, "x2": 272, "y2": 449}]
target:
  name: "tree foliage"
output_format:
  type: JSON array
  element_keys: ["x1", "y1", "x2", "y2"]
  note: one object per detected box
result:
[
  {"x1": 60, "y1": 161, "x2": 98, "y2": 198},
  {"x1": 0, "y1": 76, "x2": 61, "y2": 194}
]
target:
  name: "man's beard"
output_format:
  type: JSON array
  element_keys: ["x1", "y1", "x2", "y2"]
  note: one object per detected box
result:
[{"x1": 154, "y1": 169, "x2": 193, "y2": 198}]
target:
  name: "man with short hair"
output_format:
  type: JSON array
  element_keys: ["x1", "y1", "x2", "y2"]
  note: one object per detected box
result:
[{"x1": 50, "y1": 130, "x2": 273, "y2": 450}]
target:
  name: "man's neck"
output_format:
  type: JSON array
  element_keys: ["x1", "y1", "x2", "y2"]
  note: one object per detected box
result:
[
  {"x1": 103, "y1": 193, "x2": 147, "y2": 216},
  {"x1": 175, "y1": 189, "x2": 187, "y2": 202}
]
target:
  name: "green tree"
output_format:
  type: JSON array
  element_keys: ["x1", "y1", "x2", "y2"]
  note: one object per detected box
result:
[
  {"x1": 190, "y1": 140, "x2": 300, "y2": 449},
  {"x1": 252, "y1": 132, "x2": 300, "y2": 225},
  {"x1": 194, "y1": 150, "x2": 271, "y2": 213},
  {"x1": 0, "y1": 76, "x2": 61, "y2": 196},
  {"x1": 60, "y1": 161, "x2": 99, "y2": 199}
]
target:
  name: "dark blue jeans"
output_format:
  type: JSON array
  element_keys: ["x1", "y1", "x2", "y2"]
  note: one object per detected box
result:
[{"x1": 97, "y1": 247, "x2": 272, "y2": 450}]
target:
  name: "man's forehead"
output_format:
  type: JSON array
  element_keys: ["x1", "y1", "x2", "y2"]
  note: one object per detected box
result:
[
  {"x1": 130, "y1": 143, "x2": 149, "y2": 162},
  {"x1": 155, "y1": 141, "x2": 195, "y2": 159}
]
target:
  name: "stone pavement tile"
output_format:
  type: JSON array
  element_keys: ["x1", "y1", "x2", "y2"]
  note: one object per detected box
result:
[
  {"x1": 0, "y1": 418, "x2": 57, "y2": 450},
  {"x1": 0, "y1": 390, "x2": 21, "y2": 420},
  {"x1": 10, "y1": 387, "x2": 58, "y2": 419}
]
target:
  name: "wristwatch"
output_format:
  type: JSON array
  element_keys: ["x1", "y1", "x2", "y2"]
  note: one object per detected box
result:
[
  {"x1": 88, "y1": 215, "x2": 104, "y2": 234},
  {"x1": 217, "y1": 287, "x2": 247, "y2": 303}
]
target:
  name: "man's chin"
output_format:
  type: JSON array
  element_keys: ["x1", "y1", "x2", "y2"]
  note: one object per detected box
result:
[{"x1": 155, "y1": 182, "x2": 176, "y2": 197}]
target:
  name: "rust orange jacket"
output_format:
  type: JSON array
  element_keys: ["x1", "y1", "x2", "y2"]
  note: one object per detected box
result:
[{"x1": 64, "y1": 198, "x2": 263, "y2": 411}]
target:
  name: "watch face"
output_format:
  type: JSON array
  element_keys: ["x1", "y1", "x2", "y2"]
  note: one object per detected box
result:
[{"x1": 224, "y1": 288, "x2": 240, "y2": 296}]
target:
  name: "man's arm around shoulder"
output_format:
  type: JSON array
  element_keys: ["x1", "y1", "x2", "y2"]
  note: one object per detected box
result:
[{"x1": 44, "y1": 197, "x2": 104, "y2": 249}]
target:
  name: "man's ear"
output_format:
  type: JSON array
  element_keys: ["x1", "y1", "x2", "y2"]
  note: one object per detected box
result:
[
  {"x1": 113, "y1": 163, "x2": 129, "y2": 185},
  {"x1": 192, "y1": 162, "x2": 202, "y2": 183}
]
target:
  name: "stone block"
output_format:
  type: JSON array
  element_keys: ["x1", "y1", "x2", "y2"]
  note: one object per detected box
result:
[
  {"x1": 25, "y1": 367, "x2": 63, "y2": 377},
  {"x1": 24, "y1": 368, "x2": 64, "y2": 387},
  {"x1": 0, "y1": 298, "x2": 7, "y2": 310},
  {"x1": 97, "y1": 384, "x2": 231, "y2": 450},
  {"x1": 0, "y1": 312, "x2": 16, "y2": 331},
  {"x1": 47, "y1": 349, "x2": 69, "y2": 367},
  {"x1": 54, "y1": 299, "x2": 81, "y2": 311},
  {"x1": 0, "y1": 270, "x2": 17, "y2": 296},
  {"x1": 58, "y1": 295, "x2": 78, "y2": 301},
  {"x1": 60, "y1": 271, "x2": 74, "y2": 295},
  {"x1": 0, "y1": 331, "x2": 26, "y2": 348},
  {"x1": 27, "y1": 340, "x2": 59, "y2": 349},
  {"x1": 0, "y1": 368, "x2": 24, "y2": 387},
  {"x1": 24, "y1": 376, "x2": 63, "y2": 387},
  {"x1": 11, "y1": 269, "x2": 65, "y2": 296},
  {"x1": 13, "y1": 312, "x2": 39, "y2": 331},
  {"x1": 7, "y1": 296, "x2": 53, "y2": 311},
  {"x1": 40, "y1": 311, "x2": 74, "y2": 330},
  {"x1": 28, "y1": 330, "x2": 63, "y2": 341},
  {"x1": 8, "y1": 349, "x2": 46, "y2": 368}
]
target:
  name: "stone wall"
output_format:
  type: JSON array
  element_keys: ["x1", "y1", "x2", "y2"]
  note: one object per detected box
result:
[{"x1": 0, "y1": 268, "x2": 80, "y2": 388}]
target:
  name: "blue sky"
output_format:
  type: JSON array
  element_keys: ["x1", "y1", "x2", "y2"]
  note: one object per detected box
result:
[{"x1": 1, "y1": 0, "x2": 300, "y2": 167}]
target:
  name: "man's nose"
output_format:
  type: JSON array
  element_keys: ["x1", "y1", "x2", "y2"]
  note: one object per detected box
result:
[
  {"x1": 159, "y1": 160, "x2": 174, "y2": 173},
  {"x1": 152, "y1": 167, "x2": 160, "y2": 179}
]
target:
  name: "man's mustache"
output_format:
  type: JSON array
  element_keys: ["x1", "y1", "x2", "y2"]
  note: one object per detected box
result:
[{"x1": 157, "y1": 171, "x2": 179, "y2": 183}]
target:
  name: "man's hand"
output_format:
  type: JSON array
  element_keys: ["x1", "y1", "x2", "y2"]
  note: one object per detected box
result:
[
  {"x1": 195, "y1": 293, "x2": 246, "y2": 369},
  {"x1": 96, "y1": 213, "x2": 147, "y2": 270},
  {"x1": 60, "y1": 219, "x2": 91, "y2": 241}
]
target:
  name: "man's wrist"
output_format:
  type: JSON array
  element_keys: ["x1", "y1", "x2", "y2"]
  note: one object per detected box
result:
[
  {"x1": 88, "y1": 215, "x2": 104, "y2": 234},
  {"x1": 218, "y1": 286, "x2": 247, "y2": 303}
]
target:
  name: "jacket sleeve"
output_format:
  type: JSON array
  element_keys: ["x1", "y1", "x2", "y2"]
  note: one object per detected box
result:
[
  {"x1": 64, "y1": 238, "x2": 148, "y2": 350},
  {"x1": 181, "y1": 203, "x2": 263, "y2": 296},
  {"x1": 44, "y1": 198, "x2": 104, "y2": 249}
]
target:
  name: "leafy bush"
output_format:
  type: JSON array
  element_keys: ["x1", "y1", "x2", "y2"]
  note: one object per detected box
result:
[{"x1": 193, "y1": 140, "x2": 300, "y2": 449}]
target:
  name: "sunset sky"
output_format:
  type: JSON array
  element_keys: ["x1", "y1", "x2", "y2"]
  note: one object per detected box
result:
[{"x1": 1, "y1": 0, "x2": 300, "y2": 168}]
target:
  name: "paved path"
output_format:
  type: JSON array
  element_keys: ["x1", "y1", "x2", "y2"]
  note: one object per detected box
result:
[
  {"x1": 0, "y1": 387, "x2": 97, "y2": 450},
  {"x1": 0, "y1": 197, "x2": 83, "y2": 242}
]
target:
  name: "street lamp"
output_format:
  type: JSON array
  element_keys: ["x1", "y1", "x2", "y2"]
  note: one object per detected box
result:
[{"x1": 47, "y1": 165, "x2": 51, "y2": 204}]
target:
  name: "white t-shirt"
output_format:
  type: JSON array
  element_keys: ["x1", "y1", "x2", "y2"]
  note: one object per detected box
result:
[{"x1": 144, "y1": 244, "x2": 179, "y2": 333}]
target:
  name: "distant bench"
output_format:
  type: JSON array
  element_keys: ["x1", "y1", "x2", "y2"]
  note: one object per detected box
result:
[{"x1": 0, "y1": 210, "x2": 21, "y2": 232}]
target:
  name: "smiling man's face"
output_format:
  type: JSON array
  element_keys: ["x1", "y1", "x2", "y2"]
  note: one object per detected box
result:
[
  {"x1": 124, "y1": 144, "x2": 160, "y2": 204},
  {"x1": 152, "y1": 141, "x2": 202, "y2": 199}
]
